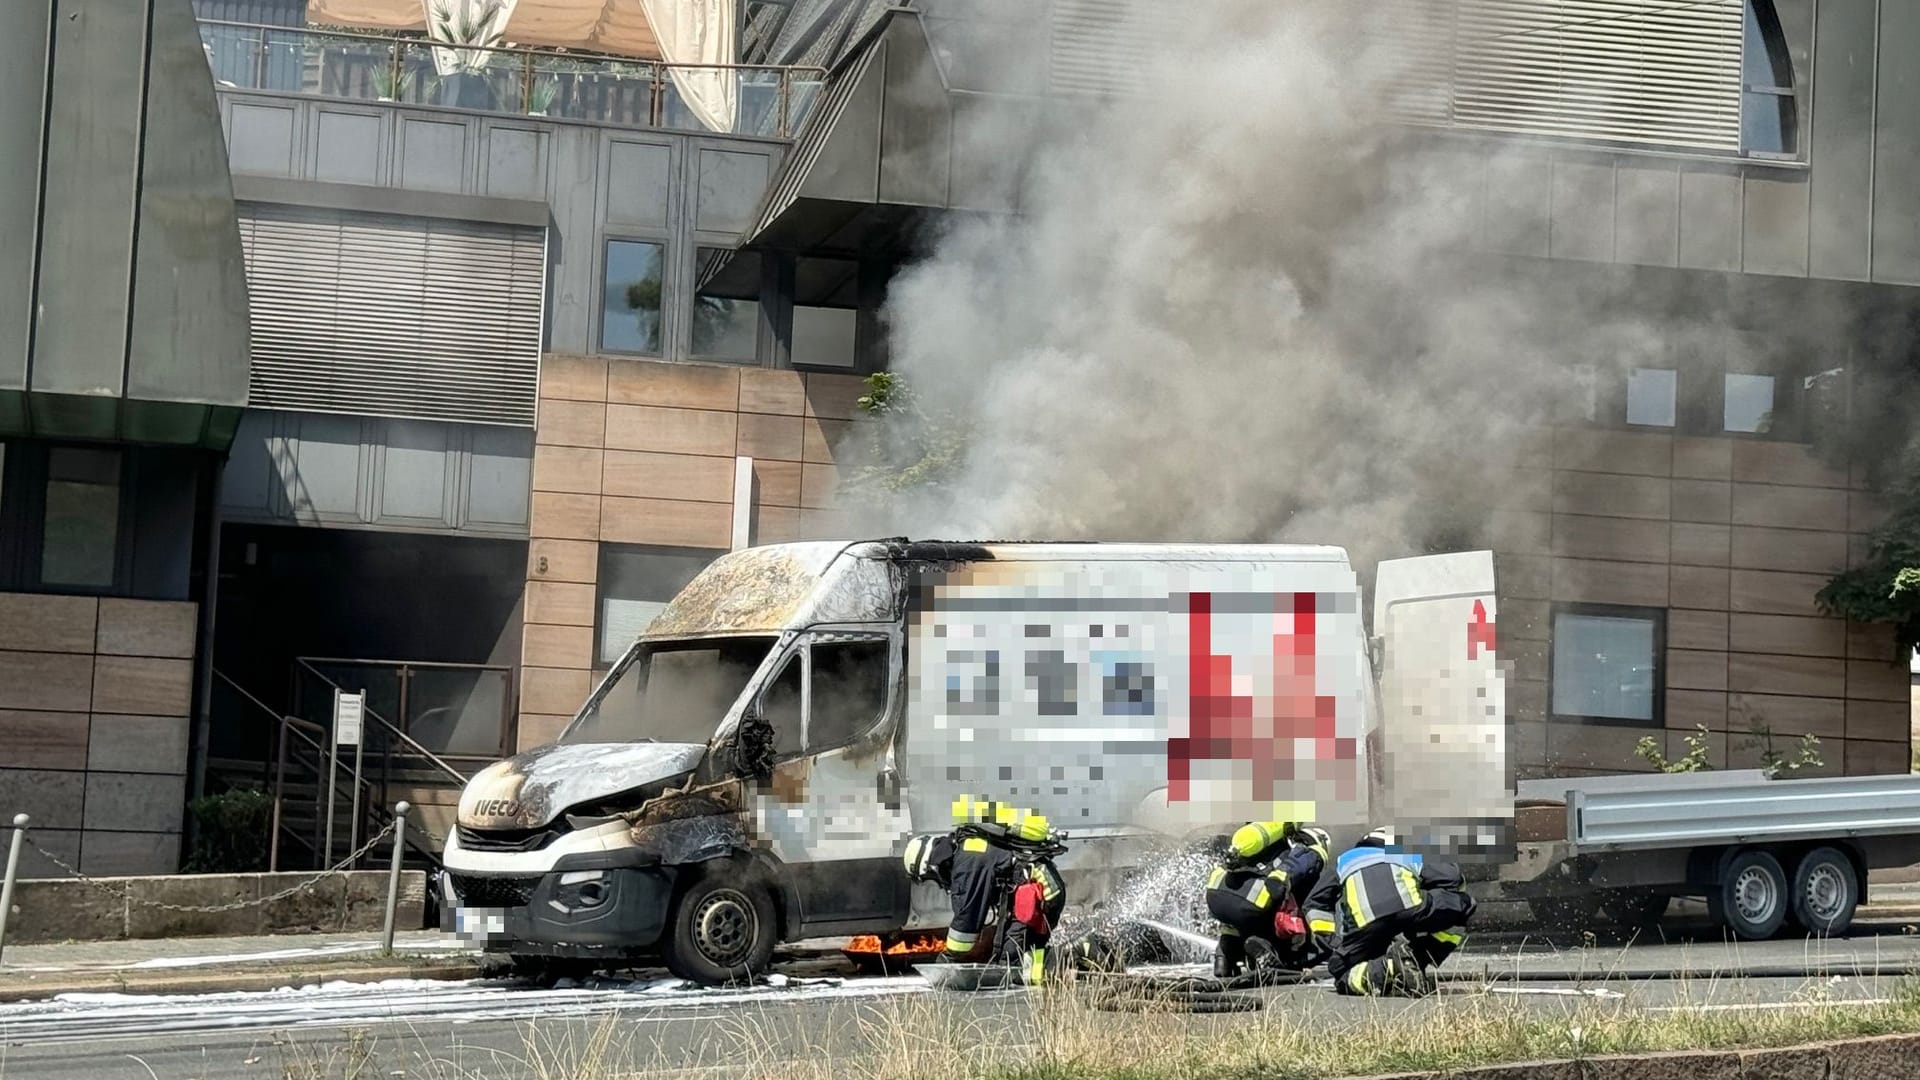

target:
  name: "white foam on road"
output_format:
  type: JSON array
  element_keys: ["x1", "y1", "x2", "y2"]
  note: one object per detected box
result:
[{"x1": 0, "y1": 972, "x2": 934, "y2": 1046}]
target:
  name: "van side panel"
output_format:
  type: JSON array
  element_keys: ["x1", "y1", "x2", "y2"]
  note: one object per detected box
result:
[
  {"x1": 1372, "y1": 550, "x2": 1512, "y2": 860},
  {"x1": 900, "y1": 555, "x2": 1372, "y2": 876}
]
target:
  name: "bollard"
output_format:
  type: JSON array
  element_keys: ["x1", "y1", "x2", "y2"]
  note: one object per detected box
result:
[
  {"x1": 382, "y1": 801, "x2": 410, "y2": 955},
  {"x1": 0, "y1": 814, "x2": 28, "y2": 964}
]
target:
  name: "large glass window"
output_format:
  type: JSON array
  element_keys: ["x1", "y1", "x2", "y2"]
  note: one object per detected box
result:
[
  {"x1": 596, "y1": 546, "x2": 722, "y2": 664},
  {"x1": 41, "y1": 447, "x2": 120, "y2": 588},
  {"x1": 691, "y1": 247, "x2": 761, "y2": 363},
  {"x1": 1724, "y1": 373, "x2": 1776, "y2": 434},
  {"x1": 1625, "y1": 368, "x2": 1677, "y2": 428},
  {"x1": 601, "y1": 239, "x2": 665, "y2": 354},
  {"x1": 1551, "y1": 607, "x2": 1663, "y2": 725}
]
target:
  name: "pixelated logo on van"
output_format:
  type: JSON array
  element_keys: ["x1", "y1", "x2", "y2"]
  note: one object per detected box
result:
[{"x1": 1168, "y1": 591, "x2": 1354, "y2": 804}]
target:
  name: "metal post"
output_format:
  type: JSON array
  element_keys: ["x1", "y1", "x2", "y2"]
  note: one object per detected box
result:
[
  {"x1": 269, "y1": 717, "x2": 289, "y2": 872},
  {"x1": 324, "y1": 690, "x2": 340, "y2": 866},
  {"x1": 382, "y1": 802, "x2": 410, "y2": 955},
  {"x1": 0, "y1": 815, "x2": 29, "y2": 964},
  {"x1": 347, "y1": 725, "x2": 365, "y2": 868},
  {"x1": 778, "y1": 70, "x2": 791, "y2": 138}
]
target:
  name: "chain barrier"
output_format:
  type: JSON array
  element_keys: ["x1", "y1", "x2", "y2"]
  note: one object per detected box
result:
[{"x1": 20, "y1": 821, "x2": 398, "y2": 914}]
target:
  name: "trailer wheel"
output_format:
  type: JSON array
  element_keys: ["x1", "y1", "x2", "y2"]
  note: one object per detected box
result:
[
  {"x1": 1709, "y1": 849, "x2": 1788, "y2": 940},
  {"x1": 662, "y1": 863, "x2": 778, "y2": 985},
  {"x1": 1789, "y1": 847, "x2": 1858, "y2": 937}
]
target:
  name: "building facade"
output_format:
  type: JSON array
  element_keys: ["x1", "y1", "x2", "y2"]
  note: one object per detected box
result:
[{"x1": 1, "y1": 0, "x2": 1915, "y2": 873}]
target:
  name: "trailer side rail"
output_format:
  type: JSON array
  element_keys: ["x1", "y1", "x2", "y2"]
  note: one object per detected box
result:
[{"x1": 1568, "y1": 774, "x2": 1920, "y2": 853}]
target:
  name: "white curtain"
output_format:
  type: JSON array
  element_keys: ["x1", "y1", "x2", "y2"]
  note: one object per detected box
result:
[
  {"x1": 420, "y1": 0, "x2": 521, "y2": 78},
  {"x1": 638, "y1": 0, "x2": 738, "y2": 133}
]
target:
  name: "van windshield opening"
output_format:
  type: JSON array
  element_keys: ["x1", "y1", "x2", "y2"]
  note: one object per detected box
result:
[{"x1": 560, "y1": 637, "x2": 774, "y2": 746}]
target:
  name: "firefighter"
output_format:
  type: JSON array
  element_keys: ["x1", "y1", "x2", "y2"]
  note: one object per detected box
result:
[
  {"x1": 1205, "y1": 820, "x2": 1332, "y2": 978},
  {"x1": 901, "y1": 796, "x2": 1068, "y2": 985},
  {"x1": 1325, "y1": 826, "x2": 1475, "y2": 997}
]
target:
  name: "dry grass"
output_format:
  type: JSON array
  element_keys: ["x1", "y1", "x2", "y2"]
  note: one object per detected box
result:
[{"x1": 262, "y1": 975, "x2": 1920, "y2": 1080}]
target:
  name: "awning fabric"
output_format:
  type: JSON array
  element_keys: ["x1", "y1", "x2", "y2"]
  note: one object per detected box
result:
[{"x1": 307, "y1": 0, "x2": 665, "y2": 60}]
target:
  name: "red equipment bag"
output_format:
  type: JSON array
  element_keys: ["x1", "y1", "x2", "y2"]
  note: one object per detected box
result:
[
  {"x1": 1273, "y1": 897, "x2": 1306, "y2": 940},
  {"x1": 1011, "y1": 881, "x2": 1050, "y2": 934}
]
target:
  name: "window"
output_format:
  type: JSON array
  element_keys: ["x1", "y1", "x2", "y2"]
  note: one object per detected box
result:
[
  {"x1": 691, "y1": 248, "x2": 761, "y2": 364},
  {"x1": 1742, "y1": 1, "x2": 1797, "y2": 158},
  {"x1": 41, "y1": 448, "x2": 121, "y2": 588},
  {"x1": 790, "y1": 256, "x2": 859, "y2": 369},
  {"x1": 1551, "y1": 606, "x2": 1664, "y2": 726},
  {"x1": 601, "y1": 240, "x2": 665, "y2": 354},
  {"x1": 791, "y1": 307, "x2": 857, "y2": 369},
  {"x1": 1724, "y1": 373, "x2": 1776, "y2": 434},
  {"x1": 595, "y1": 546, "x2": 721, "y2": 664},
  {"x1": 1625, "y1": 368, "x2": 1677, "y2": 428},
  {"x1": 808, "y1": 640, "x2": 889, "y2": 750},
  {"x1": 761, "y1": 654, "x2": 803, "y2": 758}
]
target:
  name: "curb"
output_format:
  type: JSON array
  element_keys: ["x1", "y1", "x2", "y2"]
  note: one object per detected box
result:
[
  {"x1": 1334, "y1": 1031, "x2": 1920, "y2": 1080},
  {"x1": 0, "y1": 960, "x2": 483, "y2": 1003}
]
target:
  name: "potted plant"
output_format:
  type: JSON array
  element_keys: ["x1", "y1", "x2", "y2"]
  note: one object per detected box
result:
[
  {"x1": 372, "y1": 65, "x2": 414, "y2": 102},
  {"x1": 529, "y1": 76, "x2": 558, "y2": 117}
]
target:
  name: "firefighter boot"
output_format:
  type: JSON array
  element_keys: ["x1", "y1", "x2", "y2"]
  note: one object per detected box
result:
[{"x1": 1213, "y1": 934, "x2": 1245, "y2": 979}]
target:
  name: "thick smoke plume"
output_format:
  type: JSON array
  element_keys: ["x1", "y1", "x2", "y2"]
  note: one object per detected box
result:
[{"x1": 849, "y1": 1, "x2": 1680, "y2": 569}]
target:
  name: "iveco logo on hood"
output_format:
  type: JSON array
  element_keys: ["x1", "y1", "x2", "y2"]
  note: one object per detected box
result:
[
  {"x1": 471, "y1": 799, "x2": 523, "y2": 819},
  {"x1": 456, "y1": 742, "x2": 711, "y2": 829}
]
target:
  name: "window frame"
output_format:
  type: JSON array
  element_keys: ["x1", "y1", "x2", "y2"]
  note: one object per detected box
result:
[
  {"x1": 688, "y1": 245, "x2": 766, "y2": 366},
  {"x1": 1740, "y1": 0, "x2": 1800, "y2": 161},
  {"x1": 802, "y1": 633, "x2": 893, "y2": 753},
  {"x1": 597, "y1": 235, "x2": 672, "y2": 358},
  {"x1": 1548, "y1": 603, "x2": 1667, "y2": 729}
]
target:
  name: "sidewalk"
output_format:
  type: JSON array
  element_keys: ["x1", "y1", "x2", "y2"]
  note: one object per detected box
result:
[{"x1": 0, "y1": 929, "x2": 482, "y2": 1001}]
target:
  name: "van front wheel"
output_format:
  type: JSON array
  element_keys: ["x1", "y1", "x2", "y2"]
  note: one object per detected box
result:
[{"x1": 663, "y1": 864, "x2": 778, "y2": 985}]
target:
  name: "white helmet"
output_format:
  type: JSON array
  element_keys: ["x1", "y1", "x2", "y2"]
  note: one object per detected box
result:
[
  {"x1": 1300, "y1": 826, "x2": 1331, "y2": 852},
  {"x1": 902, "y1": 833, "x2": 950, "y2": 883},
  {"x1": 1359, "y1": 825, "x2": 1396, "y2": 849}
]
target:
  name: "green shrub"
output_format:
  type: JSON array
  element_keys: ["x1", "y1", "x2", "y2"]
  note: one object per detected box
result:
[{"x1": 183, "y1": 787, "x2": 273, "y2": 873}]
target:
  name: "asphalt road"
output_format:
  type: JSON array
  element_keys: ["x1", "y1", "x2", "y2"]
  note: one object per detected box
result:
[{"x1": 3, "y1": 922, "x2": 1918, "y2": 1079}]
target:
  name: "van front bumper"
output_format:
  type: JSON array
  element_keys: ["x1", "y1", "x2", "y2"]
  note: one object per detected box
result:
[{"x1": 447, "y1": 855, "x2": 679, "y2": 957}]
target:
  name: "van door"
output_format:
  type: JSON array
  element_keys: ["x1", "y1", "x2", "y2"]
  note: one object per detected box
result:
[
  {"x1": 752, "y1": 631, "x2": 911, "y2": 933},
  {"x1": 1371, "y1": 551, "x2": 1510, "y2": 858}
]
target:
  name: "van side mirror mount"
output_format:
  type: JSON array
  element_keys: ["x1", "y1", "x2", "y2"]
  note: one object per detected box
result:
[
  {"x1": 732, "y1": 705, "x2": 776, "y2": 780},
  {"x1": 877, "y1": 766, "x2": 901, "y2": 810}
]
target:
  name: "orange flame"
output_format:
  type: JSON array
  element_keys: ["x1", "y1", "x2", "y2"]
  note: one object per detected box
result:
[{"x1": 844, "y1": 932, "x2": 947, "y2": 956}]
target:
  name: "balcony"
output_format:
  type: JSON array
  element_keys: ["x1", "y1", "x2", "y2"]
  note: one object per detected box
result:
[{"x1": 198, "y1": 19, "x2": 826, "y2": 139}]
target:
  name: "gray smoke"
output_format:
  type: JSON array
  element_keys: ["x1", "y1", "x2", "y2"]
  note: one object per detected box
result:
[{"x1": 845, "y1": 1, "x2": 1685, "y2": 568}]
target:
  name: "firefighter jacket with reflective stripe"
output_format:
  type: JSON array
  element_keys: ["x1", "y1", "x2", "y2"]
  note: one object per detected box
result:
[
  {"x1": 1336, "y1": 852, "x2": 1468, "y2": 930},
  {"x1": 941, "y1": 833, "x2": 1065, "y2": 958}
]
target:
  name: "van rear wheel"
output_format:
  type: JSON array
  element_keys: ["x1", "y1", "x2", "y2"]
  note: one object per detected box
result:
[{"x1": 662, "y1": 863, "x2": 778, "y2": 985}]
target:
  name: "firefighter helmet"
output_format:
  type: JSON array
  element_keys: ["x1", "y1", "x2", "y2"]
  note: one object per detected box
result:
[
  {"x1": 903, "y1": 834, "x2": 946, "y2": 883},
  {"x1": 1359, "y1": 825, "x2": 1396, "y2": 849},
  {"x1": 1300, "y1": 826, "x2": 1331, "y2": 852}
]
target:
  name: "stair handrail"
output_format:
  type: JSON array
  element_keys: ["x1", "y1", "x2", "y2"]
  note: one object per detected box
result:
[{"x1": 291, "y1": 659, "x2": 471, "y2": 786}]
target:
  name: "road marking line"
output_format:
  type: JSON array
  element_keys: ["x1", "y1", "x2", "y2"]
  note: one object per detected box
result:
[{"x1": 1648, "y1": 998, "x2": 1892, "y2": 1013}]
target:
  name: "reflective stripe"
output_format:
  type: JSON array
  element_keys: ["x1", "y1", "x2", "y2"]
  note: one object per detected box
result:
[
  {"x1": 1219, "y1": 925, "x2": 1241, "y2": 937},
  {"x1": 1344, "y1": 875, "x2": 1374, "y2": 927},
  {"x1": 1032, "y1": 864, "x2": 1063, "y2": 900},
  {"x1": 1027, "y1": 948, "x2": 1046, "y2": 986},
  {"x1": 1250, "y1": 882, "x2": 1271, "y2": 910},
  {"x1": 1206, "y1": 866, "x2": 1228, "y2": 889},
  {"x1": 1309, "y1": 919, "x2": 1336, "y2": 934},
  {"x1": 1267, "y1": 869, "x2": 1291, "y2": 888},
  {"x1": 1346, "y1": 965, "x2": 1371, "y2": 994},
  {"x1": 962, "y1": 837, "x2": 989, "y2": 853},
  {"x1": 1397, "y1": 867, "x2": 1422, "y2": 909},
  {"x1": 1433, "y1": 930, "x2": 1465, "y2": 946},
  {"x1": 946, "y1": 928, "x2": 978, "y2": 947}
]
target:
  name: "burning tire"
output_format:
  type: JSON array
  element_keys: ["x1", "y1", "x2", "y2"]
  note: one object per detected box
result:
[{"x1": 662, "y1": 862, "x2": 778, "y2": 985}]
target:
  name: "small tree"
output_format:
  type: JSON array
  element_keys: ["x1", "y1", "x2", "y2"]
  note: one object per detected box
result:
[
  {"x1": 1741, "y1": 726, "x2": 1824, "y2": 779},
  {"x1": 839, "y1": 373, "x2": 973, "y2": 499}
]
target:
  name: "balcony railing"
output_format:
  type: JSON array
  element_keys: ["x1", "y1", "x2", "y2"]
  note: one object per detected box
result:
[{"x1": 199, "y1": 19, "x2": 826, "y2": 139}]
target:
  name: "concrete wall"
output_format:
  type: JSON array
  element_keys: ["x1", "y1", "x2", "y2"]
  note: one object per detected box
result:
[
  {"x1": 1497, "y1": 430, "x2": 1911, "y2": 779},
  {"x1": 0, "y1": 594, "x2": 198, "y2": 876},
  {"x1": 515, "y1": 356, "x2": 865, "y2": 747}
]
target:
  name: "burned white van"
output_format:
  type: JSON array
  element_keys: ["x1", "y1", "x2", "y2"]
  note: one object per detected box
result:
[{"x1": 441, "y1": 540, "x2": 1507, "y2": 984}]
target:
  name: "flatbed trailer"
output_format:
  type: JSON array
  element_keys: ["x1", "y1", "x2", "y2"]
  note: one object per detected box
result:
[{"x1": 1498, "y1": 771, "x2": 1920, "y2": 938}]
